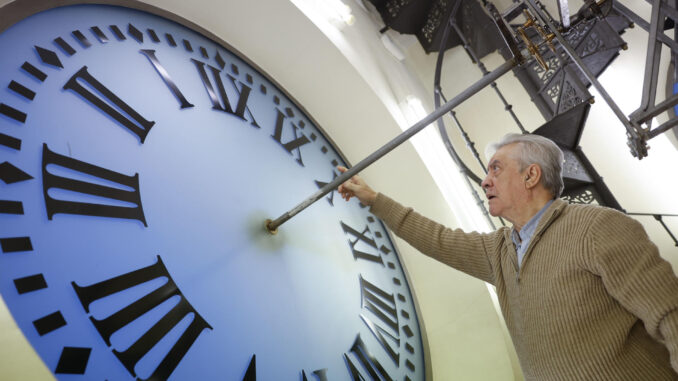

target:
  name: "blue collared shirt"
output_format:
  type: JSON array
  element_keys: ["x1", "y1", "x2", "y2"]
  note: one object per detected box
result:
[{"x1": 511, "y1": 200, "x2": 553, "y2": 268}]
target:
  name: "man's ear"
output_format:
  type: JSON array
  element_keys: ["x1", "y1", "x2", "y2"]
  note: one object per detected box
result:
[{"x1": 524, "y1": 164, "x2": 542, "y2": 189}]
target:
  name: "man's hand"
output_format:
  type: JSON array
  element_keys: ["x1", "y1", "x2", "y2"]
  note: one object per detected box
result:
[{"x1": 337, "y1": 166, "x2": 378, "y2": 206}]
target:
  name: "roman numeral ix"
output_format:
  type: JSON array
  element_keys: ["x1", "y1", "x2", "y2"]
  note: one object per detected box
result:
[
  {"x1": 271, "y1": 109, "x2": 310, "y2": 166},
  {"x1": 315, "y1": 170, "x2": 338, "y2": 206},
  {"x1": 340, "y1": 221, "x2": 384, "y2": 265},
  {"x1": 191, "y1": 58, "x2": 259, "y2": 127}
]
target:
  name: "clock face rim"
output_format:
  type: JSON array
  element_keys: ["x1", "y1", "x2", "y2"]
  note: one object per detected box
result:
[{"x1": 0, "y1": 0, "x2": 433, "y2": 378}]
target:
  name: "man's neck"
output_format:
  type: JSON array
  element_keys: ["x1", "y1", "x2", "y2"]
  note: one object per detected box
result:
[{"x1": 512, "y1": 198, "x2": 553, "y2": 232}]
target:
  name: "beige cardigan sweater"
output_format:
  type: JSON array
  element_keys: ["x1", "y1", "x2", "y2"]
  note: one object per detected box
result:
[{"x1": 371, "y1": 194, "x2": 678, "y2": 380}]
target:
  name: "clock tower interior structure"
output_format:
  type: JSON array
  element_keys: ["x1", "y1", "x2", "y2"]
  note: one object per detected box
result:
[{"x1": 1, "y1": 0, "x2": 677, "y2": 380}]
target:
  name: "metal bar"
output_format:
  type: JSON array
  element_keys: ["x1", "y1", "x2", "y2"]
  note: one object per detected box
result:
[
  {"x1": 633, "y1": 92, "x2": 678, "y2": 123},
  {"x1": 450, "y1": 20, "x2": 527, "y2": 133},
  {"x1": 522, "y1": 0, "x2": 640, "y2": 141},
  {"x1": 628, "y1": 212, "x2": 678, "y2": 217},
  {"x1": 659, "y1": 0, "x2": 678, "y2": 24},
  {"x1": 439, "y1": 102, "x2": 505, "y2": 228},
  {"x1": 658, "y1": 28, "x2": 678, "y2": 54},
  {"x1": 433, "y1": 8, "x2": 497, "y2": 230},
  {"x1": 628, "y1": 212, "x2": 678, "y2": 246},
  {"x1": 675, "y1": 0, "x2": 678, "y2": 80},
  {"x1": 614, "y1": 1, "x2": 650, "y2": 30},
  {"x1": 656, "y1": 215, "x2": 678, "y2": 246},
  {"x1": 614, "y1": 1, "x2": 678, "y2": 54},
  {"x1": 503, "y1": 2, "x2": 527, "y2": 22},
  {"x1": 437, "y1": 92, "x2": 497, "y2": 229},
  {"x1": 638, "y1": 0, "x2": 663, "y2": 115},
  {"x1": 265, "y1": 58, "x2": 519, "y2": 232},
  {"x1": 557, "y1": 0, "x2": 571, "y2": 29},
  {"x1": 436, "y1": 89, "x2": 485, "y2": 183},
  {"x1": 648, "y1": 113, "x2": 678, "y2": 137},
  {"x1": 433, "y1": 16, "x2": 484, "y2": 185}
]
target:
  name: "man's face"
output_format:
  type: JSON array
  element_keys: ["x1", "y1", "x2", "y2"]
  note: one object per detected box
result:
[{"x1": 481, "y1": 143, "x2": 528, "y2": 220}]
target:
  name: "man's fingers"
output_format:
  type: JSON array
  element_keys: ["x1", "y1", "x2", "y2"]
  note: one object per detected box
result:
[
  {"x1": 341, "y1": 181, "x2": 356, "y2": 192},
  {"x1": 336, "y1": 166, "x2": 363, "y2": 203}
]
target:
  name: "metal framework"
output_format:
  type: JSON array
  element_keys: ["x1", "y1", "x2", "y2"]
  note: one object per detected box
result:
[
  {"x1": 526, "y1": 0, "x2": 678, "y2": 157},
  {"x1": 617, "y1": 0, "x2": 678, "y2": 141}
]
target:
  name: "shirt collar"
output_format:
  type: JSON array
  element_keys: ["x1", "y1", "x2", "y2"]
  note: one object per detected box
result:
[{"x1": 511, "y1": 199, "x2": 554, "y2": 244}]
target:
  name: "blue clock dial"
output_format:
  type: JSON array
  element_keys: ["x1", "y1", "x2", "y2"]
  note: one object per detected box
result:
[{"x1": 0, "y1": 2, "x2": 425, "y2": 380}]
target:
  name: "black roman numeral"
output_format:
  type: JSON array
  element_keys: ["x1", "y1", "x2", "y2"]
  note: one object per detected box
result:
[
  {"x1": 63, "y1": 66, "x2": 155, "y2": 143},
  {"x1": 271, "y1": 109, "x2": 310, "y2": 166},
  {"x1": 41, "y1": 143, "x2": 147, "y2": 226},
  {"x1": 191, "y1": 58, "x2": 259, "y2": 127},
  {"x1": 359, "y1": 275, "x2": 400, "y2": 365},
  {"x1": 344, "y1": 334, "x2": 393, "y2": 381},
  {"x1": 315, "y1": 171, "x2": 338, "y2": 206},
  {"x1": 140, "y1": 49, "x2": 194, "y2": 109},
  {"x1": 302, "y1": 368, "x2": 328, "y2": 381},
  {"x1": 71, "y1": 255, "x2": 211, "y2": 380},
  {"x1": 243, "y1": 354, "x2": 256, "y2": 381},
  {"x1": 340, "y1": 221, "x2": 384, "y2": 265}
]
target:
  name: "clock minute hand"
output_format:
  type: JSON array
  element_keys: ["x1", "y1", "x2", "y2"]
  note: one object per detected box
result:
[{"x1": 265, "y1": 57, "x2": 519, "y2": 234}]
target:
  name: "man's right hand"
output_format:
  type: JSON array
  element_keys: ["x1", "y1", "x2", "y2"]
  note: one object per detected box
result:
[{"x1": 336, "y1": 166, "x2": 378, "y2": 206}]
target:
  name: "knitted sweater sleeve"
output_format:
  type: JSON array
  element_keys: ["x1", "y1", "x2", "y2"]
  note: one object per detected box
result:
[
  {"x1": 589, "y1": 208, "x2": 678, "y2": 373},
  {"x1": 370, "y1": 193, "x2": 498, "y2": 284}
]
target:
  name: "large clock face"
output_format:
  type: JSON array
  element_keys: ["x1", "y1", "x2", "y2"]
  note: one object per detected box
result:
[{"x1": 0, "y1": 2, "x2": 426, "y2": 380}]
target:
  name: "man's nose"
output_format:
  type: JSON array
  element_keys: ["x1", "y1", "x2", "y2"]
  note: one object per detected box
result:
[{"x1": 481, "y1": 176, "x2": 490, "y2": 190}]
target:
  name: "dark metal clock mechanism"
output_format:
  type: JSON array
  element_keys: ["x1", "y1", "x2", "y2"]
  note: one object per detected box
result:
[{"x1": 0, "y1": 12, "x2": 420, "y2": 380}]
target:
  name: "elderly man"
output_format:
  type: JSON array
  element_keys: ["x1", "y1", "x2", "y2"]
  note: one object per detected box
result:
[{"x1": 338, "y1": 133, "x2": 678, "y2": 380}]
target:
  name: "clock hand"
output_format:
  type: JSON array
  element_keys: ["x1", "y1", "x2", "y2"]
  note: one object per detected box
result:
[{"x1": 265, "y1": 57, "x2": 519, "y2": 233}]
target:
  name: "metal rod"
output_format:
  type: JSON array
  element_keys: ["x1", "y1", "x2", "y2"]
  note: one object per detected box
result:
[
  {"x1": 655, "y1": 215, "x2": 678, "y2": 247},
  {"x1": 638, "y1": 0, "x2": 663, "y2": 116},
  {"x1": 655, "y1": 0, "x2": 678, "y2": 25},
  {"x1": 614, "y1": 1, "x2": 678, "y2": 54},
  {"x1": 557, "y1": 0, "x2": 571, "y2": 29},
  {"x1": 265, "y1": 58, "x2": 518, "y2": 232},
  {"x1": 450, "y1": 20, "x2": 527, "y2": 133},
  {"x1": 433, "y1": 9, "x2": 497, "y2": 231},
  {"x1": 675, "y1": 0, "x2": 678, "y2": 80},
  {"x1": 649, "y1": 114, "x2": 678, "y2": 138},
  {"x1": 628, "y1": 212, "x2": 678, "y2": 217},
  {"x1": 633, "y1": 92, "x2": 678, "y2": 124},
  {"x1": 627, "y1": 212, "x2": 678, "y2": 246},
  {"x1": 614, "y1": 1, "x2": 649, "y2": 30},
  {"x1": 433, "y1": 18, "x2": 484, "y2": 185}
]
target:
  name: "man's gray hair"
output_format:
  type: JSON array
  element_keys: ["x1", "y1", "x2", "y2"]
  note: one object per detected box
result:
[{"x1": 487, "y1": 133, "x2": 565, "y2": 198}]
